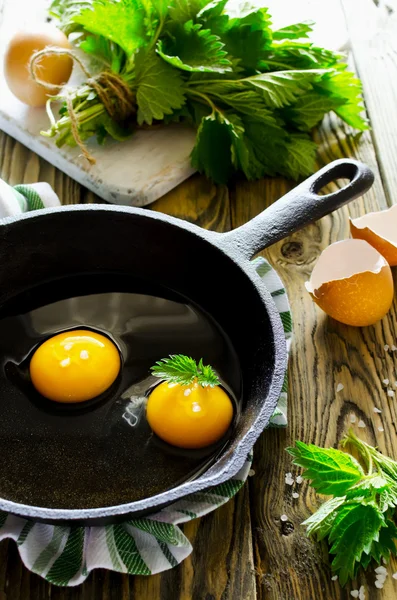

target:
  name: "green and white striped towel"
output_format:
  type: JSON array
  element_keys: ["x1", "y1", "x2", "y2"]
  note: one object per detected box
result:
[{"x1": 0, "y1": 180, "x2": 292, "y2": 586}]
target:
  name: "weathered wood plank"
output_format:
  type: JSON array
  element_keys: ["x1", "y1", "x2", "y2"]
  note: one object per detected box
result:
[{"x1": 230, "y1": 55, "x2": 397, "y2": 600}]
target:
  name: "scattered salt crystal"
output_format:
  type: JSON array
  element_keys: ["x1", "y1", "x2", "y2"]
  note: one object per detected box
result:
[
  {"x1": 292, "y1": 492, "x2": 299, "y2": 499},
  {"x1": 384, "y1": 344, "x2": 390, "y2": 351},
  {"x1": 378, "y1": 426, "x2": 384, "y2": 432},
  {"x1": 248, "y1": 469, "x2": 255, "y2": 477},
  {"x1": 350, "y1": 414, "x2": 357, "y2": 423},
  {"x1": 392, "y1": 572, "x2": 397, "y2": 579},
  {"x1": 392, "y1": 345, "x2": 397, "y2": 351},
  {"x1": 80, "y1": 350, "x2": 89, "y2": 360},
  {"x1": 286, "y1": 472, "x2": 292, "y2": 478},
  {"x1": 375, "y1": 566, "x2": 387, "y2": 574},
  {"x1": 296, "y1": 475, "x2": 303, "y2": 484},
  {"x1": 285, "y1": 478, "x2": 294, "y2": 486},
  {"x1": 280, "y1": 514, "x2": 288, "y2": 522},
  {"x1": 374, "y1": 581, "x2": 383, "y2": 589},
  {"x1": 358, "y1": 420, "x2": 366, "y2": 428},
  {"x1": 331, "y1": 575, "x2": 338, "y2": 581},
  {"x1": 376, "y1": 573, "x2": 387, "y2": 584},
  {"x1": 358, "y1": 585, "x2": 365, "y2": 600},
  {"x1": 374, "y1": 407, "x2": 382, "y2": 413},
  {"x1": 336, "y1": 383, "x2": 344, "y2": 392},
  {"x1": 388, "y1": 389, "x2": 395, "y2": 397},
  {"x1": 350, "y1": 591, "x2": 359, "y2": 598},
  {"x1": 383, "y1": 379, "x2": 390, "y2": 386}
]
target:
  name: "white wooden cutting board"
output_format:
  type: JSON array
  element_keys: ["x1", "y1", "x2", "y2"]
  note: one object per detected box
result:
[{"x1": 0, "y1": 0, "x2": 348, "y2": 206}]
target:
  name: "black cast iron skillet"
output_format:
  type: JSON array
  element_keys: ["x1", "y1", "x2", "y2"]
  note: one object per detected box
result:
[{"x1": 0, "y1": 159, "x2": 373, "y2": 524}]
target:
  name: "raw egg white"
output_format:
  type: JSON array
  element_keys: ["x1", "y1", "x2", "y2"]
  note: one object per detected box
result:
[
  {"x1": 146, "y1": 380, "x2": 233, "y2": 449},
  {"x1": 30, "y1": 330, "x2": 121, "y2": 403},
  {"x1": 350, "y1": 205, "x2": 397, "y2": 266},
  {"x1": 305, "y1": 239, "x2": 394, "y2": 327},
  {"x1": 4, "y1": 25, "x2": 73, "y2": 107}
]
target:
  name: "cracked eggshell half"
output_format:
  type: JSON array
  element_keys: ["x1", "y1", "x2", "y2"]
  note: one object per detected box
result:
[
  {"x1": 305, "y1": 239, "x2": 394, "y2": 326},
  {"x1": 350, "y1": 205, "x2": 397, "y2": 266}
]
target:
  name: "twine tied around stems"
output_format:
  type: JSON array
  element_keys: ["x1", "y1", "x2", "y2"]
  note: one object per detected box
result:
[{"x1": 29, "y1": 47, "x2": 135, "y2": 165}]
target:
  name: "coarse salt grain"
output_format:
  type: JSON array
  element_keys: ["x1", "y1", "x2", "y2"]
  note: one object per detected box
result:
[
  {"x1": 350, "y1": 591, "x2": 359, "y2": 598},
  {"x1": 331, "y1": 575, "x2": 338, "y2": 581},
  {"x1": 285, "y1": 476, "x2": 294, "y2": 486},
  {"x1": 392, "y1": 345, "x2": 397, "y2": 351},
  {"x1": 292, "y1": 492, "x2": 299, "y2": 499},
  {"x1": 374, "y1": 407, "x2": 382, "y2": 413},
  {"x1": 392, "y1": 572, "x2": 397, "y2": 579},
  {"x1": 385, "y1": 344, "x2": 390, "y2": 351},
  {"x1": 296, "y1": 475, "x2": 303, "y2": 484},
  {"x1": 383, "y1": 379, "x2": 390, "y2": 386},
  {"x1": 375, "y1": 566, "x2": 387, "y2": 574},
  {"x1": 358, "y1": 420, "x2": 366, "y2": 428},
  {"x1": 350, "y1": 414, "x2": 356, "y2": 423},
  {"x1": 374, "y1": 581, "x2": 383, "y2": 589},
  {"x1": 286, "y1": 472, "x2": 292, "y2": 477},
  {"x1": 378, "y1": 426, "x2": 384, "y2": 432},
  {"x1": 248, "y1": 469, "x2": 255, "y2": 477},
  {"x1": 358, "y1": 586, "x2": 365, "y2": 600},
  {"x1": 388, "y1": 389, "x2": 395, "y2": 397},
  {"x1": 336, "y1": 383, "x2": 344, "y2": 392},
  {"x1": 280, "y1": 514, "x2": 288, "y2": 522},
  {"x1": 376, "y1": 574, "x2": 387, "y2": 584}
]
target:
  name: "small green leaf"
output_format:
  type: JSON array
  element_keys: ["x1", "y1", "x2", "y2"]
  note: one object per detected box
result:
[
  {"x1": 272, "y1": 21, "x2": 314, "y2": 41},
  {"x1": 328, "y1": 503, "x2": 385, "y2": 586},
  {"x1": 246, "y1": 70, "x2": 323, "y2": 108},
  {"x1": 303, "y1": 496, "x2": 346, "y2": 540},
  {"x1": 282, "y1": 91, "x2": 345, "y2": 130},
  {"x1": 370, "y1": 519, "x2": 397, "y2": 563},
  {"x1": 287, "y1": 442, "x2": 364, "y2": 496},
  {"x1": 151, "y1": 355, "x2": 220, "y2": 387},
  {"x1": 135, "y1": 51, "x2": 186, "y2": 125},
  {"x1": 73, "y1": 0, "x2": 148, "y2": 57},
  {"x1": 168, "y1": 0, "x2": 209, "y2": 22},
  {"x1": 283, "y1": 134, "x2": 316, "y2": 180},
  {"x1": 157, "y1": 21, "x2": 232, "y2": 73}
]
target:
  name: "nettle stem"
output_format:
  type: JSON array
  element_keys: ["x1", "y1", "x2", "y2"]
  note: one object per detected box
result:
[{"x1": 30, "y1": 48, "x2": 136, "y2": 165}]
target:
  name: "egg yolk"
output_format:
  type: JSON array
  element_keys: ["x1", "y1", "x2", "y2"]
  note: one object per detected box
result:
[
  {"x1": 30, "y1": 330, "x2": 121, "y2": 403},
  {"x1": 146, "y1": 380, "x2": 233, "y2": 449}
]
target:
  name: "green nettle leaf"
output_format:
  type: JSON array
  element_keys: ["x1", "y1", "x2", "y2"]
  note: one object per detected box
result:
[
  {"x1": 272, "y1": 21, "x2": 314, "y2": 41},
  {"x1": 157, "y1": 21, "x2": 232, "y2": 73},
  {"x1": 168, "y1": 0, "x2": 210, "y2": 23},
  {"x1": 287, "y1": 442, "x2": 364, "y2": 495},
  {"x1": 328, "y1": 503, "x2": 385, "y2": 585},
  {"x1": 151, "y1": 354, "x2": 220, "y2": 387},
  {"x1": 303, "y1": 496, "x2": 346, "y2": 540},
  {"x1": 246, "y1": 70, "x2": 324, "y2": 108},
  {"x1": 190, "y1": 110, "x2": 236, "y2": 183},
  {"x1": 283, "y1": 134, "x2": 317, "y2": 180},
  {"x1": 135, "y1": 51, "x2": 186, "y2": 125},
  {"x1": 370, "y1": 519, "x2": 397, "y2": 563},
  {"x1": 314, "y1": 70, "x2": 368, "y2": 131},
  {"x1": 73, "y1": 0, "x2": 148, "y2": 57},
  {"x1": 282, "y1": 91, "x2": 345, "y2": 130},
  {"x1": 262, "y1": 41, "x2": 341, "y2": 71}
]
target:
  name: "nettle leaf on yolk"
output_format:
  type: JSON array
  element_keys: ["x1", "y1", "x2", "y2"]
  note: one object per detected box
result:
[
  {"x1": 30, "y1": 330, "x2": 121, "y2": 403},
  {"x1": 146, "y1": 380, "x2": 233, "y2": 449}
]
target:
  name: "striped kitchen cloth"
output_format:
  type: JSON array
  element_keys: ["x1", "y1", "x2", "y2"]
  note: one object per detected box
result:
[{"x1": 0, "y1": 180, "x2": 292, "y2": 586}]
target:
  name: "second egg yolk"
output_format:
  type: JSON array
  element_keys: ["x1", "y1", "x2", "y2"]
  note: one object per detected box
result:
[
  {"x1": 30, "y1": 330, "x2": 121, "y2": 403},
  {"x1": 146, "y1": 380, "x2": 233, "y2": 449}
]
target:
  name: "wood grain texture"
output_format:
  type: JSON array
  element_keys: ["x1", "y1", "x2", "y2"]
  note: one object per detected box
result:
[
  {"x1": 1, "y1": 0, "x2": 397, "y2": 598},
  {"x1": 228, "y1": 1, "x2": 397, "y2": 595}
]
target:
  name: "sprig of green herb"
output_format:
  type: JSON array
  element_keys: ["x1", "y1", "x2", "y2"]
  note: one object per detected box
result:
[
  {"x1": 287, "y1": 433, "x2": 397, "y2": 585},
  {"x1": 151, "y1": 354, "x2": 220, "y2": 387},
  {"x1": 46, "y1": 0, "x2": 367, "y2": 184}
]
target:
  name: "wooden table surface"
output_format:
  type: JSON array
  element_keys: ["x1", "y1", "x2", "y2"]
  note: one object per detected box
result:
[{"x1": 1, "y1": 0, "x2": 397, "y2": 598}]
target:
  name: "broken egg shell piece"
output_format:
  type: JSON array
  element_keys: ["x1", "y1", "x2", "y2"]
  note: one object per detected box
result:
[
  {"x1": 350, "y1": 205, "x2": 397, "y2": 266},
  {"x1": 305, "y1": 239, "x2": 394, "y2": 327}
]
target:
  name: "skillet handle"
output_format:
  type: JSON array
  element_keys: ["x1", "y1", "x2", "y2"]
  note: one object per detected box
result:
[{"x1": 219, "y1": 159, "x2": 374, "y2": 260}]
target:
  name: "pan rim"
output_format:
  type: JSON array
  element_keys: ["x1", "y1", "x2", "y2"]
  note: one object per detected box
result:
[{"x1": 0, "y1": 204, "x2": 287, "y2": 522}]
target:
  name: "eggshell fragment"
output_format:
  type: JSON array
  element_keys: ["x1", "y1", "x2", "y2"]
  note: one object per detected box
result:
[
  {"x1": 350, "y1": 205, "x2": 397, "y2": 266},
  {"x1": 305, "y1": 239, "x2": 394, "y2": 326}
]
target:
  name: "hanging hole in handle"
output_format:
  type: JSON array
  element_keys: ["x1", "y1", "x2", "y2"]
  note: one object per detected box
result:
[{"x1": 316, "y1": 178, "x2": 351, "y2": 196}]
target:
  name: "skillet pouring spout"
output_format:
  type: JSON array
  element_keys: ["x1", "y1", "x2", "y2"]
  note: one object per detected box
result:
[{"x1": 216, "y1": 159, "x2": 375, "y2": 260}]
